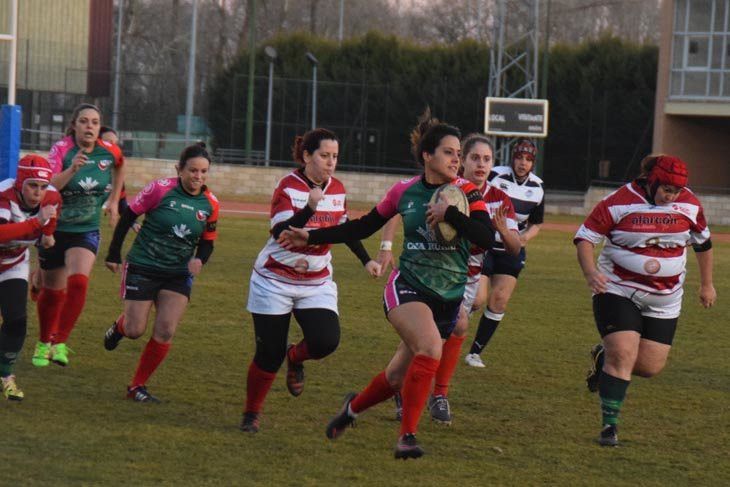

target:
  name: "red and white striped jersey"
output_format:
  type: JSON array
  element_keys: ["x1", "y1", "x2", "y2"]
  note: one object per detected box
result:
[
  {"x1": 0, "y1": 178, "x2": 61, "y2": 273},
  {"x1": 253, "y1": 170, "x2": 348, "y2": 286},
  {"x1": 467, "y1": 183, "x2": 519, "y2": 278},
  {"x1": 574, "y1": 181, "x2": 710, "y2": 295}
]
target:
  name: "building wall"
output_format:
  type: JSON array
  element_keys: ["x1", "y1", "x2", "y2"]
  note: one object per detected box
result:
[
  {"x1": 653, "y1": 0, "x2": 730, "y2": 189},
  {"x1": 0, "y1": 0, "x2": 90, "y2": 93}
]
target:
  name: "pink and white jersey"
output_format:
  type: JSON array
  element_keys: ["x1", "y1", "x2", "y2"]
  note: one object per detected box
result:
[
  {"x1": 0, "y1": 179, "x2": 61, "y2": 273},
  {"x1": 467, "y1": 183, "x2": 519, "y2": 279},
  {"x1": 574, "y1": 181, "x2": 710, "y2": 295},
  {"x1": 253, "y1": 171, "x2": 348, "y2": 286}
]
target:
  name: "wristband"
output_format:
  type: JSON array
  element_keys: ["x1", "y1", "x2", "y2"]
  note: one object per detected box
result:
[{"x1": 379, "y1": 240, "x2": 393, "y2": 251}]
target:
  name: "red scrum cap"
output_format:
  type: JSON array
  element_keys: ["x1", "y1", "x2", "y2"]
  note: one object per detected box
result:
[
  {"x1": 15, "y1": 154, "x2": 52, "y2": 192},
  {"x1": 512, "y1": 138, "x2": 537, "y2": 161},
  {"x1": 647, "y1": 155, "x2": 688, "y2": 189}
]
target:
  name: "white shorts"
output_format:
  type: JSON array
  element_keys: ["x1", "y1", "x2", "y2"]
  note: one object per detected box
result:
[
  {"x1": 246, "y1": 270, "x2": 339, "y2": 315},
  {"x1": 604, "y1": 281, "x2": 683, "y2": 319},
  {"x1": 461, "y1": 277, "x2": 480, "y2": 313},
  {"x1": 0, "y1": 255, "x2": 29, "y2": 284}
]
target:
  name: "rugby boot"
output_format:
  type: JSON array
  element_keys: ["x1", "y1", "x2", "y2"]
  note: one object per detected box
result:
[
  {"x1": 104, "y1": 322, "x2": 124, "y2": 351},
  {"x1": 586, "y1": 343, "x2": 605, "y2": 393},
  {"x1": 50, "y1": 343, "x2": 71, "y2": 367},
  {"x1": 428, "y1": 395, "x2": 452, "y2": 426},
  {"x1": 325, "y1": 392, "x2": 357, "y2": 439},
  {"x1": 285, "y1": 344, "x2": 305, "y2": 397},
  {"x1": 31, "y1": 341, "x2": 51, "y2": 367},
  {"x1": 240, "y1": 412, "x2": 261, "y2": 433},
  {"x1": 464, "y1": 353, "x2": 485, "y2": 368},
  {"x1": 598, "y1": 424, "x2": 618, "y2": 447},
  {"x1": 127, "y1": 385, "x2": 161, "y2": 403},
  {"x1": 394, "y1": 433, "x2": 425, "y2": 460},
  {"x1": 1, "y1": 375, "x2": 24, "y2": 401}
]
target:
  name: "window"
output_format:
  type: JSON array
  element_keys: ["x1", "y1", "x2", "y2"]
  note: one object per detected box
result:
[{"x1": 670, "y1": 0, "x2": 730, "y2": 99}]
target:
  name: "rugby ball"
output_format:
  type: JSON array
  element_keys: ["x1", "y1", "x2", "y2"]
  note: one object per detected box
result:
[{"x1": 429, "y1": 184, "x2": 469, "y2": 246}]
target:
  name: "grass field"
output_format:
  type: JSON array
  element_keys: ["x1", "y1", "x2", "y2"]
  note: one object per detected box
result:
[{"x1": 3, "y1": 215, "x2": 729, "y2": 485}]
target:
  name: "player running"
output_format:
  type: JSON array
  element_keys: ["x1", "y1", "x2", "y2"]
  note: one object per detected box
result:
[
  {"x1": 32, "y1": 103, "x2": 124, "y2": 368},
  {"x1": 279, "y1": 112, "x2": 498, "y2": 459},
  {"x1": 0, "y1": 155, "x2": 60, "y2": 400},
  {"x1": 380, "y1": 134, "x2": 520, "y2": 425},
  {"x1": 575, "y1": 154, "x2": 715, "y2": 446},
  {"x1": 103, "y1": 143, "x2": 219, "y2": 403},
  {"x1": 241, "y1": 128, "x2": 380, "y2": 433},
  {"x1": 464, "y1": 138, "x2": 545, "y2": 368}
]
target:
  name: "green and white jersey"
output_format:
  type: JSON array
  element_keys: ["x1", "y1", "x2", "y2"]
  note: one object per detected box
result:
[
  {"x1": 375, "y1": 175, "x2": 487, "y2": 302},
  {"x1": 48, "y1": 136, "x2": 124, "y2": 233},
  {"x1": 126, "y1": 177, "x2": 219, "y2": 274}
]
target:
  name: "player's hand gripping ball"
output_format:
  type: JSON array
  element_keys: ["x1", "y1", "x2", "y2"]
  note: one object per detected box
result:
[{"x1": 429, "y1": 184, "x2": 469, "y2": 246}]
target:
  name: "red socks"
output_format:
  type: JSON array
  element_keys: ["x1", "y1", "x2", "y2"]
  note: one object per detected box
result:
[
  {"x1": 400, "y1": 354, "x2": 440, "y2": 436},
  {"x1": 287, "y1": 341, "x2": 311, "y2": 363},
  {"x1": 350, "y1": 371, "x2": 397, "y2": 414},
  {"x1": 130, "y1": 337, "x2": 171, "y2": 388},
  {"x1": 433, "y1": 334, "x2": 466, "y2": 397},
  {"x1": 53, "y1": 274, "x2": 89, "y2": 344},
  {"x1": 245, "y1": 362, "x2": 277, "y2": 414},
  {"x1": 115, "y1": 313, "x2": 126, "y2": 336},
  {"x1": 36, "y1": 288, "x2": 66, "y2": 343}
]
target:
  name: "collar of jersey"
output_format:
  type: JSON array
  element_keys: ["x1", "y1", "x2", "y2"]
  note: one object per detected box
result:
[
  {"x1": 296, "y1": 168, "x2": 327, "y2": 190},
  {"x1": 176, "y1": 177, "x2": 207, "y2": 197}
]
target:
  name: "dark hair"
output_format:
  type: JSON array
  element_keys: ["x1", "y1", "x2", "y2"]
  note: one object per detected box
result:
[
  {"x1": 65, "y1": 103, "x2": 102, "y2": 137},
  {"x1": 409, "y1": 108, "x2": 461, "y2": 165},
  {"x1": 638, "y1": 153, "x2": 664, "y2": 179},
  {"x1": 291, "y1": 128, "x2": 339, "y2": 165},
  {"x1": 178, "y1": 142, "x2": 211, "y2": 169},
  {"x1": 99, "y1": 126, "x2": 117, "y2": 137}
]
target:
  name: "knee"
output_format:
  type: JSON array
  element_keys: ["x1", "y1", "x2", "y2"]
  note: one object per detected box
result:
[
  {"x1": 1, "y1": 315, "x2": 27, "y2": 337},
  {"x1": 605, "y1": 347, "x2": 636, "y2": 370},
  {"x1": 490, "y1": 298, "x2": 509, "y2": 314},
  {"x1": 254, "y1": 341, "x2": 287, "y2": 373},
  {"x1": 153, "y1": 317, "x2": 179, "y2": 343},
  {"x1": 412, "y1": 342, "x2": 442, "y2": 361},
  {"x1": 153, "y1": 329, "x2": 175, "y2": 343},
  {"x1": 633, "y1": 361, "x2": 666, "y2": 378},
  {"x1": 307, "y1": 331, "x2": 340, "y2": 360},
  {"x1": 123, "y1": 318, "x2": 146, "y2": 339}
]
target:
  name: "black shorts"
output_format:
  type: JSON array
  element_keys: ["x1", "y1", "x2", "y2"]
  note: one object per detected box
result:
[
  {"x1": 38, "y1": 230, "x2": 101, "y2": 270},
  {"x1": 122, "y1": 264, "x2": 194, "y2": 301},
  {"x1": 383, "y1": 271, "x2": 461, "y2": 339},
  {"x1": 592, "y1": 293, "x2": 677, "y2": 345},
  {"x1": 482, "y1": 247, "x2": 526, "y2": 278}
]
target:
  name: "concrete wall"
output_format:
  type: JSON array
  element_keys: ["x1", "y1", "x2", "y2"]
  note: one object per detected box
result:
[
  {"x1": 124, "y1": 159, "x2": 730, "y2": 225},
  {"x1": 123, "y1": 157, "x2": 413, "y2": 205}
]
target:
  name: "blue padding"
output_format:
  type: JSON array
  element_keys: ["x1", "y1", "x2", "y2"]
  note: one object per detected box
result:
[{"x1": 0, "y1": 105, "x2": 22, "y2": 179}]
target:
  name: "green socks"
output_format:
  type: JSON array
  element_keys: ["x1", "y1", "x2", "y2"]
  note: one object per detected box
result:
[{"x1": 599, "y1": 372, "x2": 630, "y2": 426}]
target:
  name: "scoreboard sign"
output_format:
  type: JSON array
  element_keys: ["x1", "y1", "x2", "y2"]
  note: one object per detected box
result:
[{"x1": 484, "y1": 97, "x2": 549, "y2": 138}]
